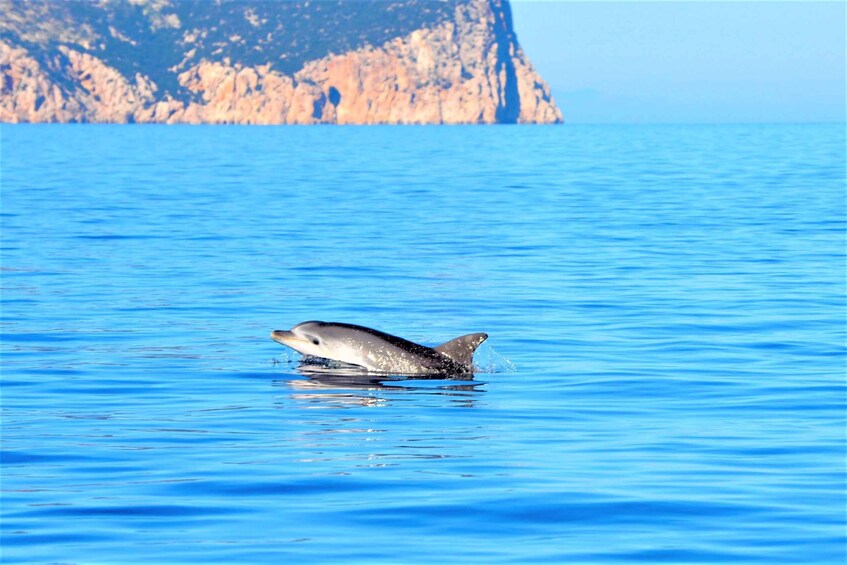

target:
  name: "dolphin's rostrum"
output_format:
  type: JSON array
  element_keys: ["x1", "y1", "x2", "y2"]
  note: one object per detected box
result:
[{"x1": 271, "y1": 321, "x2": 488, "y2": 375}]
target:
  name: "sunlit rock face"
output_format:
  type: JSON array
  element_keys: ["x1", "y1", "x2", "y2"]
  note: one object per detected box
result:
[{"x1": 0, "y1": 0, "x2": 562, "y2": 124}]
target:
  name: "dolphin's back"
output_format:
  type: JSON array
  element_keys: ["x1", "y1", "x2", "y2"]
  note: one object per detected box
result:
[
  {"x1": 326, "y1": 322, "x2": 434, "y2": 354},
  {"x1": 319, "y1": 322, "x2": 479, "y2": 374}
]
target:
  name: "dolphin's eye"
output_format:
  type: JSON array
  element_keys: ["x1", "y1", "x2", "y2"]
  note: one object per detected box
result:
[{"x1": 311, "y1": 338, "x2": 320, "y2": 345}]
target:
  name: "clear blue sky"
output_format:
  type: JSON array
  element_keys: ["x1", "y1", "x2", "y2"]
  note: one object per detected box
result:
[{"x1": 510, "y1": 1, "x2": 846, "y2": 123}]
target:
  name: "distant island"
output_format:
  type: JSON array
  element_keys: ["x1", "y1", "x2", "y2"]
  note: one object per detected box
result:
[{"x1": 0, "y1": 0, "x2": 562, "y2": 124}]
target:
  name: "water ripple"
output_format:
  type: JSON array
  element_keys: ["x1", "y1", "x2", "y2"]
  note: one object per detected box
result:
[{"x1": 1, "y1": 124, "x2": 844, "y2": 564}]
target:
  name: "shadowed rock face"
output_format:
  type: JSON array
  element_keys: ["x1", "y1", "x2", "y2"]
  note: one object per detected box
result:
[{"x1": 0, "y1": 0, "x2": 562, "y2": 124}]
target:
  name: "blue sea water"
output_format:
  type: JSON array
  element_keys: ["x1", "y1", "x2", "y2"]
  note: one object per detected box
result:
[{"x1": 1, "y1": 123, "x2": 845, "y2": 564}]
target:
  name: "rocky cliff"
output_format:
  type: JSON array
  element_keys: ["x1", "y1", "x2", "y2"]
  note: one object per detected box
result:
[{"x1": 0, "y1": 0, "x2": 562, "y2": 124}]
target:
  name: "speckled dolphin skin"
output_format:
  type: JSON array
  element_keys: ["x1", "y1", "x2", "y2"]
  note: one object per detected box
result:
[{"x1": 271, "y1": 321, "x2": 488, "y2": 375}]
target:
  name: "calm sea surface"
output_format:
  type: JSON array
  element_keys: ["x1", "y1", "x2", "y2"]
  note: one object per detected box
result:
[{"x1": 1, "y1": 124, "x2": 845, "y2": 564}]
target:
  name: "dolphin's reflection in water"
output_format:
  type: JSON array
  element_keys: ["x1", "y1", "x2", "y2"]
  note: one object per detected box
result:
[
  {"x1": 278, "y1": 358, "x2": 485, "y2": 408},
  {"x1": 273, "y1": 359, "x2": 489, "y2": 470}
]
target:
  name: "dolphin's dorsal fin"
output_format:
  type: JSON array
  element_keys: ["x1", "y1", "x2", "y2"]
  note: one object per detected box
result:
[{"x1": 434, "y1": 333, "x2": 488, "y2": 368}]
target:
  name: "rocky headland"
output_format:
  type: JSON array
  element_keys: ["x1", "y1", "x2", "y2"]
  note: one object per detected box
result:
[{"x1": 0, "y1": 0, "x2": 562, "y2": 124}]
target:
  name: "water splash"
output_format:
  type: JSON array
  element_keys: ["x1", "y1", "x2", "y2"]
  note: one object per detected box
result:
[{"x1": 474, "y1": 343, "x2": 517, "y2": 374}]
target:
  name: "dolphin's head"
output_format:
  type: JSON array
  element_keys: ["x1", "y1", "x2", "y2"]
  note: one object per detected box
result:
[{"x1": 270, "y1": 321, "x2": 339, "y2": 358}]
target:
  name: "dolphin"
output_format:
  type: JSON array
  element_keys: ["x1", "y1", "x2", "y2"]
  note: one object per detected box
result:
[{"x1": 270, "y1": 321, "x2": 488, "y2": 375}]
